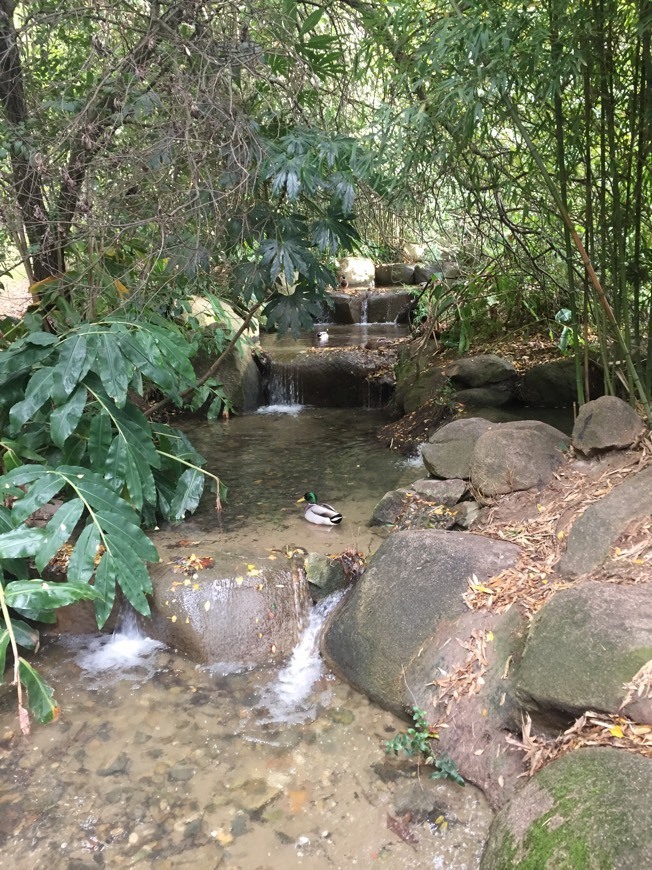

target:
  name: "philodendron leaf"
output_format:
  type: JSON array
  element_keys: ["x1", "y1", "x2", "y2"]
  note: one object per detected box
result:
[{"x1": 18, "y1": 658, "x2": 59, "y2": 724}]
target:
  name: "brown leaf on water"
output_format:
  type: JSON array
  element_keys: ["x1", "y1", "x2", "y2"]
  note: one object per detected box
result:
[
  {"x1": 386, "y1": 812, "x2": 418, "y2": 846},
  {"x1": 288, "y1": 788, "x2": 309, "y2": 814}
]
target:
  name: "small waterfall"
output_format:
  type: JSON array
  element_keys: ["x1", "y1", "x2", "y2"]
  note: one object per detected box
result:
[
  {"x1": 61, "y1": 608, "x2": 164, "y2": 678},
  {"x1": 260, "y1": 590, "x2": 346, "y2": 723},
  {"x1": 262, "y1": 360, "x2": 304, "y2": 412},
  {"x1": 360, "y1": 292, "x2": 369, "y2": 325}
]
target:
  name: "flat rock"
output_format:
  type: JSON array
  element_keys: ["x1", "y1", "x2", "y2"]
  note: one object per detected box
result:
[
  {"x1": 558, "y1": 465, "x2": 652, "y2": 577},
  {"x1": 514, "y1": 583, "x2": 652, "y2": 727},
  {"x1": 480, "y1": 748, "x2": 652, "y2": 869},
  {"x1": 572, "y1": 395, "x2": 647, "y2": 454},
  {"x1": 375, "y1": 263, "x2": 415, "y2": 286},
  {"x1": 409, "y1": 478, "x2": 467, "y2": 504}
]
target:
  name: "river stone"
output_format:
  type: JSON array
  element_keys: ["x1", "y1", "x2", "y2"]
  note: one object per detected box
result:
[
  {"x1": 369, "y1": 489, "x2": 409, "y2": 525},
  {"x1": 145, "y1": 549, "x2": 309, "y2": 666},
  {"x1": 558, "y1": 465, "x2": 652, "y2": 577},
  {"x1": 514, "y1": 583, "x2": 652, "y2": 728},
  {"x1": 518, "y1": 359, "x2": 602, "y2": 408},
  {"x1": 421, "y1": 417, "x2": 493, "y2": 479},
  {"x1": 329, "y1": 291, "x2": 365, "y2": 324},
  {"x1": 338, "y1": 256, "x2": 375, "y2": 287},
  {"x1": 572, "y1": 395, "x2": 647, "y2": 454},
  {"x1": 409, "y1": 478, "x2": 467, "y2": 504},
  {"x1": 444, "y1": 354, "x2": 517, "y2": 388},
  {"x1": 480, "y1": 747, "x2": 652, "y2": 869},
  {"x1": 366, "y1": 288, "x2": 414, "y2": 323},
  {"x1": 454, "y1": 383, "x2": 515, "y2": 408},
  {"x1": 413, "y1": 262, "x2": 444, "y2": 283},
  {"x1": 451, "y1": 500, "x2": 481, "y2": 528},
  {"x1": 394, "y1": 362, "x2": 449, "y2": 415},
  {"x1": 375, "y1": 263, "x2": 415, "y2": 286},
  {"x1": 321, "y1": 530, "x2": 521, "y2": 715},
  {"x1": 470, "y1": 421, "x2": 570, "y2": 496},
  {"x1": 304, "y1": 552, "x2": 348, "y2": 600},
  {"x1": 406, "y1": 607, "x2": 530, "y2": 808}
]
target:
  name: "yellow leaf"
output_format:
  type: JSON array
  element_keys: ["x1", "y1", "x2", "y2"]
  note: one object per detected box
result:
[
  {"x1": 235, "y1": 576, "x2": 244, "y2": 585},
  {"x1": 609, "y1": 725, "x2": 624, "y2": 738},
  {"x1": 434, "y1": 815, "x2": 445, "y2": 826},
  {"x1": 557, "y1": 531, "x2": 565, "y2": 540},
  {"x1": 486, "y1": 630, "x2": 494, "y2": 641},
  {"x1": 472, "y1": 584, "x2": 493, "y2": 595},
  {"x1": 28, "y1": 276, "x2": 56, "y2": 294},
  {"x1": 114, "y1": 278, "x2": 130, "y2": 298}
]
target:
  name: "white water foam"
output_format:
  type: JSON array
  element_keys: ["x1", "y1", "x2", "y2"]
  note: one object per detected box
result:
[
  {"x1": 257, "y1": 403, "x2": 305, "y2": 416},
  {"x1": 60, "y1": 610, "x2": 165, "y2": 681},
  {"x1": 260, "y1": 589, "x2": 346, "y2": 724}
]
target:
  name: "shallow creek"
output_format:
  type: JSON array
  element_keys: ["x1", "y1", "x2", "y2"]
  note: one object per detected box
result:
[{"x1": 0, "y1": 404, "x2": 494, "y2": 869}]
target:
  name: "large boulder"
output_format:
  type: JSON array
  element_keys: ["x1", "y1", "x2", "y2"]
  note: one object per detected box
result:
[
  {"x1": 144, "y1": 548, "x2": 309, "y2": 666},
  {"x1": 469, "y1": 420, "x2": 570, "y2": 496},
  {"x1": 322, "y1": 529, "x2": 521, "y2": 715},
  {"x1": 409, "y1": 478, "x2": 468, "y2": 504},
  {"x1": 558, "y1": 465, "x2": 652, "y2": 577},
  {"x1": 514, "y1": 583, "x2": 652, "y2": 728},
  {"x1": 572, "y1": 395, "x2": 646, "y2": 454},
  {"x1": 186, "y1": 295, "x2": 259, "y2": 338},
  {"x1": 444, "y1": 354, "x2": 517, "y2": 389},
  {"x1": 518, "y1": 359, "x2": 604, "y2": 408},
  {"x1": 480, "y1": 748, "x2": 652, "y2": 869},
  {"x1": 393, "y1": 360, "x2": 449, "y2": 415},
  {"x1": 406, "y1": 607, "x2": 530, "y2": 808},
  {"x1": 421, "y1": 417, "x2": 493, "y2": 479},
  {"x1": 375, "y1": 263, "x2": 415, "y2": 286},
  {"x1": 338, "y1": 256, "x2": 375, "y2": 287}
]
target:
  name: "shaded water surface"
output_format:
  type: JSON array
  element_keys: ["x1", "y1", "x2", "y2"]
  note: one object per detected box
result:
[
  {"x1": 0, "y1": 407, "x2": 495, "y2": 869},
  {"x1": 0, "y1": 623, "x2": 491, "y2": 869}
]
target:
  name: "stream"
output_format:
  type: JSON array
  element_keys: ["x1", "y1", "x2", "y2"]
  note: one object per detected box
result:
[{"x1": 0, "y1": 333, "x2": 496, "y2": 869}]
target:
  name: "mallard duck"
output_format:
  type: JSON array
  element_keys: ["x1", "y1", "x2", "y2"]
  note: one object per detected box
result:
[
  {"x1": 316, "y1": 329, "x2": 329, "y2": 343},
  {"x1": 339, "y1": 275, "x2": 349, "y2": 289},
  {"x1": 297, "y1": 491, "x2": 343, "y2": 525}
]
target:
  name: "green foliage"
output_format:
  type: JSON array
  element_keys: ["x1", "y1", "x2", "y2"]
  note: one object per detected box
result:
[
  {"x1": 385, "y1": 705, "x2": 464, "y2": 785},
  {"x1": 0, "y1": 313, "x2": 224, "y2": 730}
]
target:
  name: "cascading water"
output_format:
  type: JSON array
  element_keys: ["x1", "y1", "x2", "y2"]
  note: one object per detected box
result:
[
  {"x1": 60, "y1": 608, "x2": 164, "y2": 679},
  {"x1": 260, "y1": 589, "x2": 346, "y2": 724},
  {"x1": 262, "y1": 358, "x2": 304, "y2": 412},
  {"x1": 360, "y1": 292, "x2": 369, "y2": 325}
]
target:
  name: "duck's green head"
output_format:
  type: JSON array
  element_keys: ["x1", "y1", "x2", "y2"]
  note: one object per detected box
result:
[{"x1": 297, "y1": 491, "x2": 318, "y2": 504}]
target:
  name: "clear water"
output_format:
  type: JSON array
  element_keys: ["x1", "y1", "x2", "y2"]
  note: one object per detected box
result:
[{"x1": 0, "y1": 407, "x2": 494, "y2": 869}]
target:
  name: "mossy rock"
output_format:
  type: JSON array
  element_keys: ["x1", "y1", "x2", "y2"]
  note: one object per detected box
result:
[{"x1": 480, "y1": 747, "x2": 652, "y2": 869}]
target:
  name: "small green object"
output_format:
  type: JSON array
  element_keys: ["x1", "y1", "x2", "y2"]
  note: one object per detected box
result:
[{"x1": 385, "y1": 706, "x2": 464, "y2": 786}]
